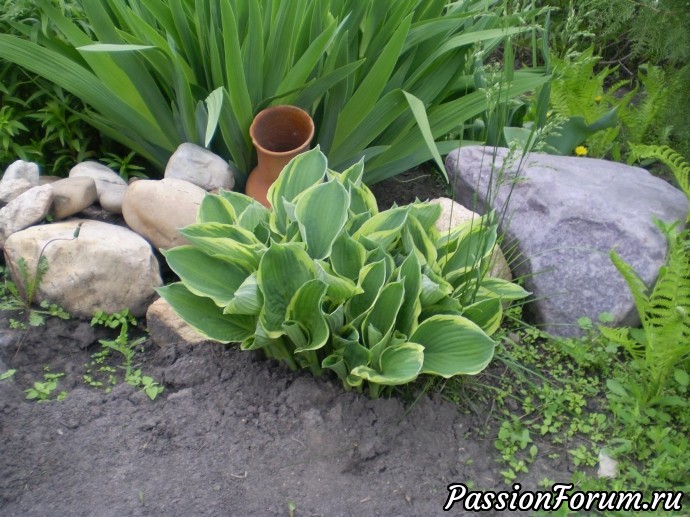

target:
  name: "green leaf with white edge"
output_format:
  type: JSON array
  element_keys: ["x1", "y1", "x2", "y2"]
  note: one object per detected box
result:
[
  {"x1": 322, "y1": 350, "x2": 348, "y2": 381},
  {"x1": 339, "y1": 159, "x2": 365, "y2": 187},
  {"x1": 353, "y1": 206, "x2": 408, "y2": 241},
  {"x1": 441, "y1": 224, "x2": 497, "y2": 276},
  {"x1": 295, "y1": 180, "x2": 350, "y2": 260},
  {"x1": 402, "y1": 214, "x2": 438, "y2": 265},
  {"x1": 204, "y1": 87, "x2": 224, "y2": 147},
  {"x1": 420, "y1": 273, "x2": 451, "y2": 306},
  {"x1": 396, "y1": 252, "x2": 422, "y2": 337},
  {"x1": 362, "y1": 281, "x2": 405, "y2": 348},
  {"x1": 348, "y1": 182, "x2": 379, "y2": 216},
  {"x1": 408, "y1": 202, "x2": 442, "y2": 234},
  {"x1": 237, "y1": 203, "x2": 270, "y2": 234},
  {"x1": 330, "y1": 231, "x2": 366, "y2": 280},
  {"x1": 343, "y1": 340, "x2": 371, "y2": 372},
  {"x1": 479, "y1": 278, "x2": 530, "y2": 301},
  {"x1": 197, "y1": 194, "x2": 237, "y2": 225},
  {"x1": 257, "y1": 242, "x2": 317, "y2": 337},
  {"x1": 350, "y1": 343, "x2": 424, "y2": 386},
  {"x1": 346, "y1": 260, "x2": 387, "y2": 322},
  {"x1": 268, "y1": 147, "x2": 327, "y2": 233},
  {"x1": 284, "y1": 279, "x2": 329, "y2": 353},
  {"x1": 224, "y1": 273, "x2": 263, "y2": 315},
  {"x1": 462, "y1": 298, "x2": 502, "y2": 336},
  {"x1": 179, "y1": 224, "x2": 264, "y2": 271},
  {"x1": 219, "y1": 189, "x2": 256, "y2": 216},
  {"x1": 412, "y1": 315, "x2": 496, "y2": 377},
  {"x1": 315, "y1": 262, "x2": 362, "y2": 306},
  {"x1": 162, "y1": 246, "x2": 249, "y2": 306},
  {"x1": 157, "y1": 283, "x2": 255, "y2": 343}
]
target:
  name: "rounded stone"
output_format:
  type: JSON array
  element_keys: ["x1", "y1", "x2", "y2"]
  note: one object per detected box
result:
[
  {"x1": 49, "y1": 177, "x2": 98, "y2": 220},
  {"x1": 69, "y1": 161, "x2": 127, "y2": 197},
  {"x1": 165, "y1": 143, "x2": 235, "y2": 191},
  {"x1": 3, "y1": 219, "x2": 162, "y2": 318},
  {"x1": 122, "y1": 178, "x2": 206, "y2": 250}
]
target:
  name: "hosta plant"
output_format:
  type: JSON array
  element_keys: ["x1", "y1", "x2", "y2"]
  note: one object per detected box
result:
[{"x1": 158, "y1": 148, "x2": 528, "y2": 396}]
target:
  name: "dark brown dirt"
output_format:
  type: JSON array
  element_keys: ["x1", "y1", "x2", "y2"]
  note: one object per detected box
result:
[{"x1": 0, "y1": 170, "x2": 578, "y2": 516}]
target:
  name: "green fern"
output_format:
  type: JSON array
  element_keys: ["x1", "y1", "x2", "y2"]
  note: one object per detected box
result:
[
  {"x1": 549, "y1": 47, "x2": 632, "y2": 157},
  {"x1": 629, "y1": 143, "x2": 690, "y2": 207},
  {"x1": 600, "y1": 229, "x2": 690, "y2": 403}
]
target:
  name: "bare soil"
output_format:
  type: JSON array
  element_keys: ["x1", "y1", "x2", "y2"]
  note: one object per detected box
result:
[{"x1": 1, "y1": 170, "x2": 581, "y2": 516}]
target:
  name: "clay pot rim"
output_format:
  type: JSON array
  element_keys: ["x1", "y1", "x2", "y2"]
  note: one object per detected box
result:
[{"x1": 249, "y1": 105, "x2": 315, "y2": 157}]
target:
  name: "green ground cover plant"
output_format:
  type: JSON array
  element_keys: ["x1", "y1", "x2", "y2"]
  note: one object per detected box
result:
[
  {"x1": 158, "y1": 147, "x2": 528, "y2": 397},
  {"x1": 0, "y1": 0, "x2": 547, "y2": 185},
  {"x1": 88, "y1": 309, "x2": 163, "y2": 400}
]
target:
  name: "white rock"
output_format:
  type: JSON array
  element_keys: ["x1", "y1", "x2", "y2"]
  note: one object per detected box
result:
[
  {"x1": 165, "y1": 143, "x2": 235, "y2": 191},
  {"x1": 98, "y1": 183, "x2": 127, "y2": 214},
  {"x1": 430, "y1": 197, "x2": 512, "y2": 282},
  {"x1": 0, "y1": 178, "x2": 33, "y2": 204},
  {"x1": 49, "y1": 177, "x2": 98, "y2": 220},
  {"x1": 69, "y1": 161, "x2": 127, "y2": 197},
  {"x1": 0, "y1": 185, "x2": 54, "y2": 247},
  {"x1": 3, "y1": 220, "x2": 162, "y2": 317},
  {"x1": 122, "y1": 178, "x2": 206, "y2": 251},
  {"x1": 598, "y1": 450, "x2": 618, "y2": 479},
  {"x1": 146, "y1": 298, "x2": 207, "y2": 347},
  {"x1": 38, "y1": 176, "x2": 61, "y2": 185},
  {"x1": 3, "y1": 160, "x2": 40, "y2": 184}
]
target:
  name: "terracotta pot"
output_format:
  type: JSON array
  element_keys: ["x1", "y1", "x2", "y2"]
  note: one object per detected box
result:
[{"x1": 246, "y1": 105, "x2": 315, "y2": 207}]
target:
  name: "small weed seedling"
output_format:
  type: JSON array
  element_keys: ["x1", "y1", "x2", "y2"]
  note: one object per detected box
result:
[
  {"x1": 25, "y1": 367, "x2": 67, "y2": 402},
  {"x1": 87, "y1": 309, "x2": 163, "y2": 400},
  {"x1": 0, "y1": 369, "x2": 16, "y2": 381}
]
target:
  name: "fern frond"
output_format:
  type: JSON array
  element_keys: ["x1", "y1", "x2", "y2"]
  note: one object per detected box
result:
[
  {"x1": 629, "y1": 143, "x2": 690, "y2": 202},
  {"x1": 610, "y1": 249, "x2": 652, "y2": 328},
  {"x1": 646, "y1": 230, "x2": 690, "y2": 365}
]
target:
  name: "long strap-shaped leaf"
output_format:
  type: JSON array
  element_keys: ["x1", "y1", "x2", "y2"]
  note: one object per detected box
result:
[{"x1": 332, "y1": 14, "x2": 412, "y2": 149}]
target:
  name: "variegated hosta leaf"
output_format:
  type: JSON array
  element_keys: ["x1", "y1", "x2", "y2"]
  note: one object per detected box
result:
[
  {"x1": 224, "y1": 273, "x2": 263, "y2": 315},
  {"x1": 441, "y1": 223, "x2": 497, "y2": 277},
  {"x1": 412, "y1": 314, "x2": 496, "y2": 377},
  {"x1": 362, "y1": 281, "x2": 405, "y2": 349},
  {"x1": 330, "y1": 231, "x2": 366, "y2": 280},
  {"x1": 346, "y1": 260, "x2": 387, "y2": 324},
  {"x1": 257, "y1": 242, "x2": 317, "y2": 338},
  {"x1": 284, "y1": 279, "x2": 329, "y2": 353},
  {"x1": 479, "y1": 278, "x2": 530, "y2": 301},
  {"x1": 462, "y1": 298, "x2": 503, "y2": 336},
  {"x1": 156, "y1": 283, "x2": 255, "y2": 343},
  {"x1": 162, "y1": 246, "x2": 250, "y2": 307},
  {"x1": 198, "y1": 193, "x2": 237, "y2": 224},
  {"x1": 268, "y1": 146, "x2": 327, "y2": 234},
  {"x1": 402, "y1": 214, "x2": 437, "y2": 265},
  {"x1": 350, "y1": 343, "x2": 424, "y2": 386},
  {"x1": 407, "y1": 201, "x2": 442, "y2": 234},
  {"x1": 295, "y1": 180, "x2": 350, "y2": 259},
  {"x1": 396, "y1": 252, "x2": 422, "y2": 337},
  {"x1": 353, "y1": 206, "x2": 408, "y2": 250},
  {"x1": 315, "y1": 262, "x2": 362, "y2": 306}
]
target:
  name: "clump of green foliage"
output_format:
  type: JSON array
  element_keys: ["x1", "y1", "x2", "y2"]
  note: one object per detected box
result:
[
  {"x1": 25, "y1": 367, "x2": 68, "y2": 402},
  {"x1": 88, "y1": 309, "x2": 163, "y2": 400},
  {"x1": 0, "y1": 0, "x2": 547, "y2": 184},
  {"x1": 0, "y1": 261, "x2": 69, "y2": 329},
  {"x1": 159, "y1": 147, "x2": 528, "y2": 397}
]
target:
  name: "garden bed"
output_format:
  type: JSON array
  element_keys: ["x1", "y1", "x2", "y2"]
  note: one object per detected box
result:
[{"x1": 1, "y1": 171, "x2": 590, "y2": 516}]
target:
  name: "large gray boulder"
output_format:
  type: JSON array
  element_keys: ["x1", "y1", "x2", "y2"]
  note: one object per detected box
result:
[
  {"x1": 3, "y1": 160, "x2": 40, "y2": 184},
  {"x1": 3, "y1": 220, "x2": 162, "y2": 318},
  {"x1": 446, "y1": 146, "x2": 689, "y2": 336}
]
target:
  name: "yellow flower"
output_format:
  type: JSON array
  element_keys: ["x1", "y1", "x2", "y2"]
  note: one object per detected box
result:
[
  {"x1": 575, "y1": 145, "x2": 588, "y2": 157},
  {"x1": 594, "y1": 95, "x2": 603, "y2": 103}
]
